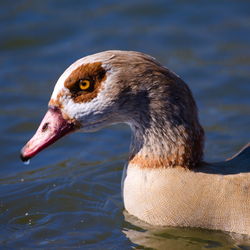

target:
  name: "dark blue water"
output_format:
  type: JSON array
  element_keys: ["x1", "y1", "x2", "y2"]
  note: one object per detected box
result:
[{"x1": 1, "y1": 0, "x2": 250, "y2": 248}]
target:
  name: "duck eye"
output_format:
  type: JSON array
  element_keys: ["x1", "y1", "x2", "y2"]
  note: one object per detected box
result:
[{"x1": 79, "y1": 79, "x2": 91, "y2": 90}]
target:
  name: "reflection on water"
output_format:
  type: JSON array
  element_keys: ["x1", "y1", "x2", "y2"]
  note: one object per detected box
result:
[
  {"x1": 123, "y1": 211, "x2": 247, "y2": 250},
  {"x1": 1, "y1": 0, "x2": 250, "y2": 248}
]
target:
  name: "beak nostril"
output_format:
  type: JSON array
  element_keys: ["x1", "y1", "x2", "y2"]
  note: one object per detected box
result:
[{"x1": 42, "y1": 122, "x2": 49, "y2": 132}]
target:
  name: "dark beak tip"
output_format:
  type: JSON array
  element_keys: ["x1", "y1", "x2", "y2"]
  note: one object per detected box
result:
[{"x1": 20, "y1": 148, "x2": 30, "y2": 162}]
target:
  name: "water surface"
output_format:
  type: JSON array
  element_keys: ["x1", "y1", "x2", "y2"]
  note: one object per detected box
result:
[{"x1": 1, "y1": 0, "x2": 250, "y2": 248}]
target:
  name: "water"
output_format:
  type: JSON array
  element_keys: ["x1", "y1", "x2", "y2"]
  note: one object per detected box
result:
[
  {"x1": 23, "y1": 159, "x2": 30, "y2": 165},
  {"x1": 1, "y1": 0, "x2": 250, "y2": 248}
]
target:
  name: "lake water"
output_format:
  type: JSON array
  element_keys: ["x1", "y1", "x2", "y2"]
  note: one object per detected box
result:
[{"x1": 1, "y1": 0, "x2": 250, "y2": 248}]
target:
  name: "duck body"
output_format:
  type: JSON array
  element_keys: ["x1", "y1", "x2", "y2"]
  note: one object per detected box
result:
[
  {"x1": 20, "y1": 50, "x2": 250, "y2": 235},
  {"x1": 124, "y1": 162, "x2": 250, "y2": 234}
]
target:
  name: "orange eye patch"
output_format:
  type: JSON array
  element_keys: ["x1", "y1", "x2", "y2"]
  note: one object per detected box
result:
[{"x1": 64, "y1": 62, "x2": 107, "y2": 103}]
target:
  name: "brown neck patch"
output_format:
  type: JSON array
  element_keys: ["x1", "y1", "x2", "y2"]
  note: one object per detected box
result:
[
  {"x1": 128, "y1": 142, "x2": 202, "y2": 169},
  {"x1": 64, "y1": 62, "x2": 106, "y2": 103}
]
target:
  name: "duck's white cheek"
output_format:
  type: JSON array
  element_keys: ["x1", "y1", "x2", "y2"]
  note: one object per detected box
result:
[{"x1": 62, "y1": 96, "x2": 107, "y2": 124}]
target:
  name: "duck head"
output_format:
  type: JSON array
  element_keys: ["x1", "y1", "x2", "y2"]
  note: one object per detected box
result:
[{"x1": 21, "y1": 50, "x2": 204, "y2": 168}]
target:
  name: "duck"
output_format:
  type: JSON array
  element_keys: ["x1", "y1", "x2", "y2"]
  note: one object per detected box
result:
[{"x1": 20, "y1": 50, "x2": 250, "y2": 235}]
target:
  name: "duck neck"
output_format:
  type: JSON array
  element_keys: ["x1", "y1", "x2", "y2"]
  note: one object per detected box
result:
[{"x1": 127, "y1": 95, "x2": 204, "y2": 170}]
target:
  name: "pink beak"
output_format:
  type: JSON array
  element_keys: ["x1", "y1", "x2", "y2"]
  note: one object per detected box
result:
[{"x1": 20, "y1": 107, "x2": 77, "y2": 162}]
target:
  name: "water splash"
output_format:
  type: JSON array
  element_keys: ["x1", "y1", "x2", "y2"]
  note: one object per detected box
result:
[{"x1": 23, "y1": 159, "x2": 30, "y2": 165}]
